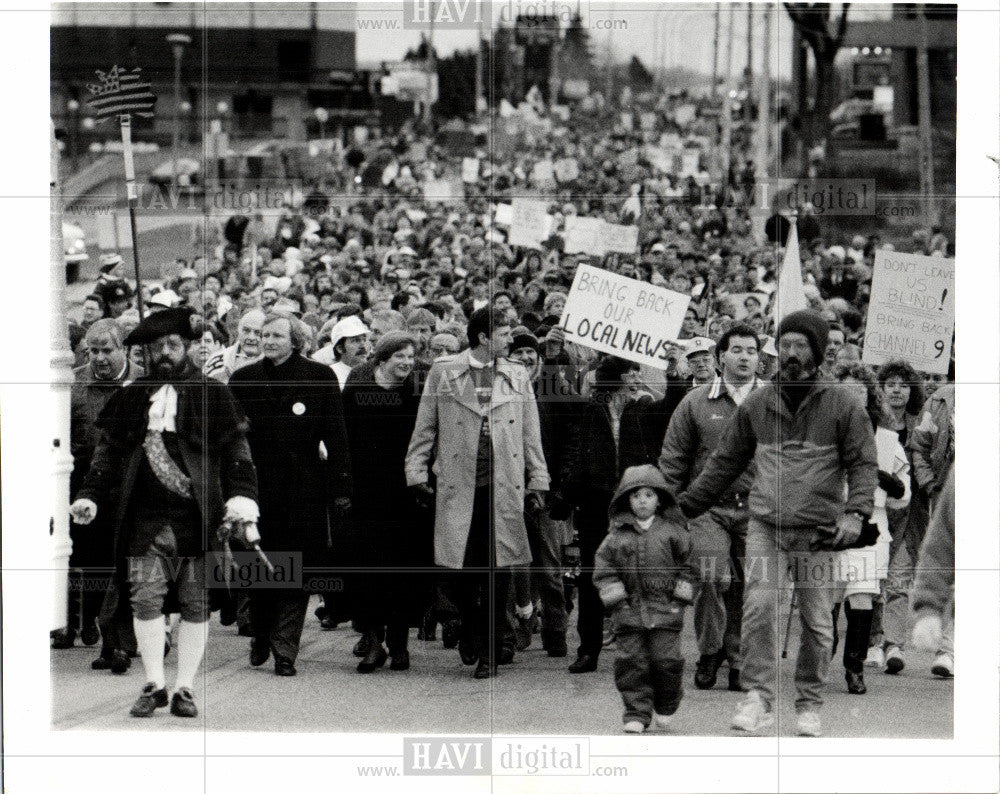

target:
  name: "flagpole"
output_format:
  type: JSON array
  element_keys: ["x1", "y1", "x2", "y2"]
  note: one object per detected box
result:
[{"x1": 118, "y1": 112, "x2": 146, "y2": 323}]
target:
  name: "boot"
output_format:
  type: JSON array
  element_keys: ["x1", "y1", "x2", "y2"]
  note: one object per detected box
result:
[
  {"x1": 356, "y1": 631, "x2": 388, "y2": 673},
  {"x1": 387, "y1": 625, "x2": 410, "y2": 671},
  {"x1": 843, "y1": 603, "x2": 873, "y2": 695}
]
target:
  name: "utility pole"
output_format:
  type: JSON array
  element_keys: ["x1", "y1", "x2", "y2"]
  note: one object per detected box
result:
[
  {"x1": 916, "y1": 4, "x2": 936, "y2": 226},
  {"x1": 720, "y1": 4, "x2": 735, "y2": 192},
  {"x1": 746, "y1": 2, "x2": 753, "y2": 90},
  {"x1": 711, "y1": 4, "x2": 721, "y2": 99},
  {"x1": 474, "y1": 0, "x2": 484, "y2": 115},
  {"x1": 167, "y1": 33, "x2": 191, "y2": 188},
  {"x1": 756, "y1": 4, "x2": 772, "y2": 189},
  {"x1": 424, "y1": 0, "x2": 436, "y2": 128}
]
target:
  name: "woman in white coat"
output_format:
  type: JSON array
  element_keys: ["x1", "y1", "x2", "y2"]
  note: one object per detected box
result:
[{"x1": 831, "y1": 362, "x2": 910, "y2": 694}]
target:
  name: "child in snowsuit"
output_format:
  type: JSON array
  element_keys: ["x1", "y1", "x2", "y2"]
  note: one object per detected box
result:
[{"x1": 594, "y1": 464, "x2": 696, "y2": 733}]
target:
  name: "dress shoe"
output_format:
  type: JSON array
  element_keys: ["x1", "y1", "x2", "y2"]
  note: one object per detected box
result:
[
  {"x1": 473, "y1": 659, "x2": 496, "y2": 679},
  {"x1": 314, "y1": 605, "x2": 329, "y2": 621},
  {"x1": 542, "y1": 631, "x2": 568, "y2": 658},
  {"x1": 91, "y1": 653, "x2": 112, "y2": 671},
  {"x1": 353, "y1": 634, "x2": 372, "y2": 658},
  {"x1": 357, "y1": 643, "x2": 388, "y2": 674},
  {"x1": 170, "y1": 687, "x2": 198, "y2": 717},
  {"x1": 250, "y1": 638, "x2": 270, "y2": 667},
  {"x1": 389, "y1": 651, "x2": 410, "y2": 671},
  {"x1": 110, "y1": 649, "x2": 132, "y2": 675},
  {"x1": 129, "y1": 683, "x2": 168, "y2": 717},
  {"x1": 81, "y1": 623, "x2": 101, "y2": 646},
  {"x1": 458, "y1": 637, "x2": 477, "y2": 666},
  {"x1": 441, "y1": 620, "x2": 460, "y2": 649},
  {"x1": 274, "y1": 657, "x2": 297, "y2": 676},
  {"x1": 694, "y1": 650, "x2": 726, "y2": 689},
  {"x1": 219, "y1": 604, "x2": 237, "y2": 626},
  {"x1": 51, "y1": 628, "x2": 76, "y2": 649},
  {"x1": 728, "y1": 668, "x2": 746, "y2": 692},
  {"x1": 845, "y1": 669, "x2": 867, "y2": 694},
  {"x1": 568, "y1": 654, "x2": 598, "y2": 673},
  {"x1": 320, "y1": 615, "x2": 338, "y2": 630}
]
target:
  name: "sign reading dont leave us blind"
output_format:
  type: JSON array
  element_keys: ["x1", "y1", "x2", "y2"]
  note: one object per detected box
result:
[
  {"x1": 862, "y1": 250, "x2": 955, "y2": 374},
  {"x1": 559, "y1": 264, "x2": 691, "y2": 370}
]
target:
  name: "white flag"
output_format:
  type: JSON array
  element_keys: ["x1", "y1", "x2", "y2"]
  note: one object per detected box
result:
[{"x1": 772, "y1": 221, "x2": 807, "y2": 325}]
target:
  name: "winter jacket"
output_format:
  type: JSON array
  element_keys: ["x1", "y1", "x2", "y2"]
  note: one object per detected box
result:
[
  {"x1": 659, "y1": 376, "x2": 761, "y2": 499},
  {"x1": 678, "y1": 381, "x2": 877, "y2": 530},
  {"x1": 532, "y1": 364, "x2": 581, "y2": 503},
  {"x1": 593, "y1": 465, "x2": 697, "y2": 632},
  {"x1": 909, "y1": 385, "x2": 954, "y2": 496},
  {"x1": 912, "y1": 467, "x2": 954, "y2": 619}
]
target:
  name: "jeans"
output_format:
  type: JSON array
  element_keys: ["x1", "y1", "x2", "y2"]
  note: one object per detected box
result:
[
  {"x1": 742, "y1": 519, "x2": 834, "y2": 712},
  {"x1": 520, "y1": 509, "x2": 569, "y2": 634},
  {"x1": 688, "y1": 504, "x2": 748, "y2": 667}
]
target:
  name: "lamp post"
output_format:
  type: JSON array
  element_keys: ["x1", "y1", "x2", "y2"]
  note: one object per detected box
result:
[
  {"x1": 314, "y1": 106, "x2": 329, "y2": 140},
  {"x1": 166, "y1": 33, "x2": 192, "y2": 189}
]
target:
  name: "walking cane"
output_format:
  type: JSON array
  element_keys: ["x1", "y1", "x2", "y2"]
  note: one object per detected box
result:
[{"x1": 781, "y1": 590, "x2": 797, "y2": 659}]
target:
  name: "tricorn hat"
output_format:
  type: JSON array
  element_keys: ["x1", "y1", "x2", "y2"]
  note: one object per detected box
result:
[{"x1": 123, "y1": 307, "x2": 200, "y2": 347}]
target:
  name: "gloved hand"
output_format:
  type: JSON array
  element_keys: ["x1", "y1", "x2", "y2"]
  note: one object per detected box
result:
[
  {"x1": 548, "y1": 492, "x2": 573, "y2": 521},
  {"x1": 911, "y1": 613, "x2": 943, "y2": 651},
  {"x1": 332, "y1": 496, "x2": 352, "y2": 519},
  {"x1": 525, "y1": 490, "x2": 544, "y2": 517},
  {"x1": 877, "y1": 469, "x2": 906, "y2": 499},
  {"x1": 223, "y1": 496, "x2": 260, "y2": 524},
  {"x1": 410, "y1": 483, "x2": 435, "y2": 510},
  {"x1": 829, "y1": 512, "x2": 864, "y2": 549},
  {"x1": 69, "y1": 498, "x2": 98, "y2": 525}
]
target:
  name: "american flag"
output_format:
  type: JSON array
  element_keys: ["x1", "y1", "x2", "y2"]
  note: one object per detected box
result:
[{"x1": 86, "y1": 65, "x2": 156, "y2": 122}]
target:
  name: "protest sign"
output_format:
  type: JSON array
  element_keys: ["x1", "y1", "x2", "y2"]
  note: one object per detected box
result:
[
  {"x1": 531, "y1": 159, "x2": 557, "y2": 190},
  {"x1": 563, "y1": 216, "x2": 606, "y2": 256},
  {"x1": 862, "y1": 250, "x2": 955, "y2": 374},
  {"x1": 493, "y1": 203, "x2": 513, "y2": 227},
  {"x1": 559, "y1": 264, "x2": 691, "y2": 369},
  {"x1": 603, "y1": 223, "x2": 639, "y2": 254},
  {"x1": 423, "y1": 178, "x2": 460, "y2": 203},
  {"x1": 507, "y1": 199, "x2": 550, "y2": 249},
  {"x1": 461, "y1": 157, "x2": 480, "y2": 183}
]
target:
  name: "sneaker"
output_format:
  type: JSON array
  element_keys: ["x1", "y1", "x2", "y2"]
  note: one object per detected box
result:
[
  {"x1": 731, "y1": 691, "x2": 774, "y2": 733},
  {"x1": 884, "y1": 645, "x2": 905, "y2": 674},
  {"x1": 866, "y1": 646, "x2": 885, "y2": 668},
  {"x1": 129, "y1": 683, "x2": 168, "y2": 717},
  {"x1": 652, "y1": 712, "x2": 673, "y2": 731},
  {"x1": 796, "y1": 710, "x2": 822, "y2": 737},
  {"x1": 931, "y1": 652, "x2": 954, "y2": 678},
  {"x1": 170, "y1": 687, "x2": 198, "y2": 717},
  {"x1": 622, "y1": 720, "x2": 645, "y2": 734}
]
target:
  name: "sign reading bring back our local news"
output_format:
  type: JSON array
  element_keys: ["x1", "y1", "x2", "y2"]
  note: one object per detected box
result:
[
  {"x1": 862, "y1": 250, "x2": 955, "y2": 374},
  {"x1": 559, "y1": 265, "x2": 691, "y2": 369}
]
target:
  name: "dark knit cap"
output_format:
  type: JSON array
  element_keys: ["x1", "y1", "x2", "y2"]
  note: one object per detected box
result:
[
  {"x1": 510, "y1": 332, "x2": 539, "y2": 354},
  {"x1": 776, "y1": 310, "x2": 829, "y2": 365},
  {"x1": 373, "y1": 330, "x2": 416, "y2": 364}
]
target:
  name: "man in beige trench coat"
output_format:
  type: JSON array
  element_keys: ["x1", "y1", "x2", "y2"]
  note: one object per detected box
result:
[{"x1": 406, "y1": 307, "x2": 550, "y2": 678}]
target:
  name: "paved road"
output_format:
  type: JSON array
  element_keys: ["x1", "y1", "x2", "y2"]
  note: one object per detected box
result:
[{"x1": 51, "y1": 595, "x2": 953, "y2": 737}]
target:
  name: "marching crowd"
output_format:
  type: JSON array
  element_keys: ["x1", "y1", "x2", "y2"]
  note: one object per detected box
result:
[{"x1": 57, "y1": 96, "x2": 956, "y2": 734}]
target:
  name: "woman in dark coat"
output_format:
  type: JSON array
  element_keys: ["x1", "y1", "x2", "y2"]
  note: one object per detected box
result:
[
  {"x1": 341, "y1": 332, "x2": 424, "y2": 672},
  {"x1": 228, "y1": 313, "x2": 352, "y2": 676},
  {"x1": 564, "y1": 356, "x2": 652, "y2": 674}
]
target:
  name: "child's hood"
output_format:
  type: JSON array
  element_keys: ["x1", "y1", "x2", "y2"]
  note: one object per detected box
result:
[{"x1": 608, "y1": 464, "x2": 679, "y2": 527}]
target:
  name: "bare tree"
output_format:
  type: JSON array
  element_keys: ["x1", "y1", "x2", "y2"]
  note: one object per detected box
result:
[{"x1": 785, "y1": 3, "x2": 850, "y2": 154}]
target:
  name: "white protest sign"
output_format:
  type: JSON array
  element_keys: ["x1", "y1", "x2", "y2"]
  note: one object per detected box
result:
[
  {"x1": 461, "y1": 157, "x2": 480, "y2": 183},
  {"x1": 507, "y1": 198, "x2": 551, "y2": 249},
  {"x1": 494, "y1": 203, "x2": 513, "y2": 227},
  {"x1": 423, "y1": 178, "x2": 462, "y2": 203},
  {"x1": 862, "y1": 250, "x2": 955, "y2": 374},
  {"x1": 603, "y1": 223, "x2": 639, "y2": 254},
  {"x1": 563, "y1": 216, "x2": 606, "y2": 255},
  {"x1": 554, "y1": 157, "x2": 579, "y2": 183},
  {"x1": 531, "y1": 159, "x2": 557, "y2": 190},
  {"x1": 559, "y1": 264, "x2": 691, "y2": 369}
]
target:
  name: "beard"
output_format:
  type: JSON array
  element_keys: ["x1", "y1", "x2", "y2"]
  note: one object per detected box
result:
[
  {"x1": 153, "y1": 357, "x2": 184, "y2": 379},
  {"x1": 778, "y1": 354, "x2": 815, "y2": 383}
]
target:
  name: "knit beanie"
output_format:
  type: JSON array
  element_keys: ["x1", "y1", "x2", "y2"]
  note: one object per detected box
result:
[
  {"x1": 510, "y1": 332, "x2": 539, "y2": 354},
  {"x1": 373, "y1": 331, "x2": 417, "y2": 365},
  {"x1": 776, "y1": 310, "x2": 829, "y2": 366}
]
